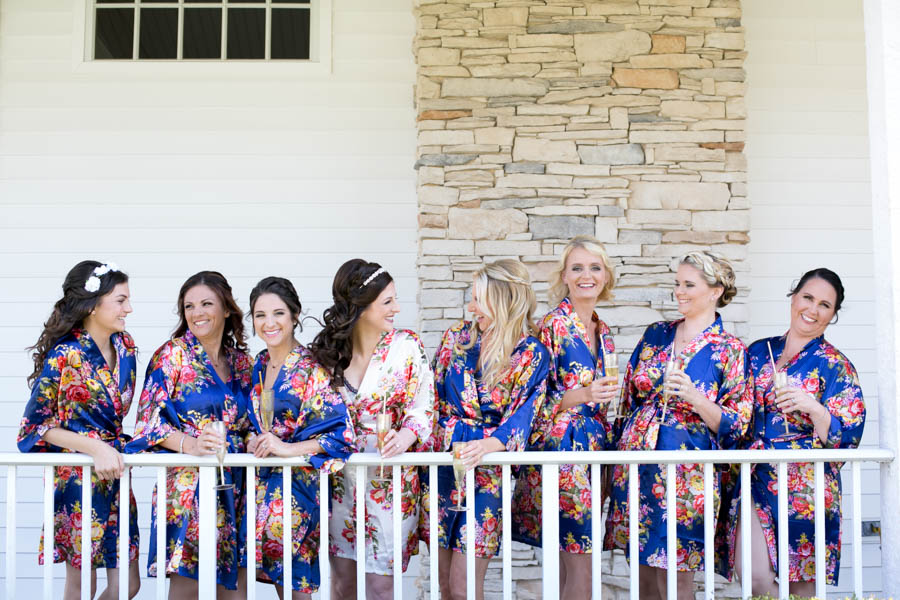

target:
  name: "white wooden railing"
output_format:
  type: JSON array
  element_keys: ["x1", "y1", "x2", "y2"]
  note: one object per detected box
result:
[{"x1": 0, "y1": 448, "x2": 893, "y2": 600}]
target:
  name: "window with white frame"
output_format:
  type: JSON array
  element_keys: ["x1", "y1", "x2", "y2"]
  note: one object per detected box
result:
[{"x1": 91, "y1": 0, "x2": 320, "y2": 60}]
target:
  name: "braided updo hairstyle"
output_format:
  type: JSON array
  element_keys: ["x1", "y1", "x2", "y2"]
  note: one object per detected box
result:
[
  {"x1": 679, "y1": 250, "x2": 737, "y2": 307},
  {"x1": 309, "y1": 259, "x2": 393, "y2": 387},
  {"x1": 27, "y1": 260, "x2": 129, "y2": 387}
]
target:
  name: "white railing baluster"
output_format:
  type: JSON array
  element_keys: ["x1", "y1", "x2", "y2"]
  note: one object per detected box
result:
[
  {"x1": 156, "y1": 466, "x2": 166, "y2": 600},
  {"x1": 429, "y1": 465, "x2": 438, "y2": 600},
  {"x1": 629, "y1": 463, "x2": 639, "y2": 600},
  {"x1": 852, "y1": 461, "x2": 863, "y2": 599},
  {"x1": 502, "y1": 464, "x2": 511, "y2": 600},
  {"x1": 5, "y1": 465, "x2": 15, "y2": 600},
  {"x1": 740, "y1": 463, "x2": 751, "y2": 600},
  {"x1": 119, "y1": 466, "x2": 129, "y2": 600},
  {"x1": 283, "y1": 466, "x2": 292, "y2": 596},
  {"x1": 356, "y1": 464, "x2": 366, "y2": 599},
  {"x1": 814, "y1": 461, "x2": 826, "y2": 599},
  {"x1": 43, "y1": 464, "x2": 54, "y2": 600},
  {"x1": 246, "y1": 466, "x2": 256, "y2": 600},
  {"x1": 465, "y1": 466, "x2": 475, "y2": 600},
  {"x1": 198, "y1": 465, "x2": 215, "y2": 597},
  {"x1": 666, "y1": 463, "x2": 677, "y2": 600},
  {"x1": 777, "y1": 461, "x2": 789, "y2": 600},
  {"x1": 542, "y1": 464, "x2": 560, "y2": 600},
  {"x1": 392, "y1": 465, "x2": 402, "y2": 600},
  {"x1": 703, "y1": 462, "x2": 714, "y2": 600},
  {"x1": 591, "y1": 463, "x2": 601, "y2": 600},
  {"x1": 80, "y1": 465, "x2": 91, "y2": 600},
  {"x1": 319, "y1": 470, "x2": 330, "y2": 600}
]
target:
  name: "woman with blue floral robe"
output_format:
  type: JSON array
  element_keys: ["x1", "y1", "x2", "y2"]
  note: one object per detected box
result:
[
  {"x1": 126, "y1": 329, "x2": 253, "y2": 590},
  {"x1": 604, "y1": 314, "x2": 753, "y2": 574},
  {"x1": 512, "y1": 297, "x2": 614, "y2": 553},
  {"x1": 432, "y1": 321, "x2": 549, "y2": 558},
  {"x1": 251, "y1": 345, "x2": 355, "y2": 594},
  {"x1": 18, "y1": 328, "x2": 140, "y2": 568}
]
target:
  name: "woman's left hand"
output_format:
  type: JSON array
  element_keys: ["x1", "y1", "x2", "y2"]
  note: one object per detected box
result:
[
  {"x1": 457, "y1": 437, "x2": 505, "y2": 470},
  {"x1": 380, "y1": 428, "x2": 417, "y2": 459},
  {"x1": 664, "y1": 369, "x2": 707, "y2": 409},
  {"x1": 253, "y1": 432, "x2": 290, "y2": 458},
  {"x1": 775, "y1": 386, "x2": 824, "y2": 417}
]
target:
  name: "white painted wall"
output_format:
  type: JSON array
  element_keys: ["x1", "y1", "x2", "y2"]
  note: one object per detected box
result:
[
  {"x1": 0, "y1": 0, "x2": 417, "y2": 594},
  {"x1": 745, "y1": 0, "x2": 881, "y2": 596}
]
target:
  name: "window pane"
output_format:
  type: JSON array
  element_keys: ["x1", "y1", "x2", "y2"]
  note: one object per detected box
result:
[
  {"x1": 184, "y1": 8, "x2": 222, "y2": 59},
  {"x1": 272, "y1": 9, "x2": 310, "y2": 60},
  {"x1": 139, "y1": 8, "x2": 177, "y2": 59},
  {"x1": 95, "y1": 8, "x2": 134, "y2": 59},
  {"x1": 227, "y1": 8, "x2": 264, "y2": 59}
]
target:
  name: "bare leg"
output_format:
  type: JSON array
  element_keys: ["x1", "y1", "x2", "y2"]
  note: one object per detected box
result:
[
  {"x1": 63, "y1": 562, "x2": 97, "y2": 600},
  {"x1": 654, "y1": 566, "x2": 694, "y2": 600},
  {"x1": 559, "y1": 552, "x2": 592, "y2": 598},
  {"x1": 446, "y1": 551, "x2": 491, "y2": 600},
  {"x1": 217, "y1": 568, "x2": 246, "y2": 600},
  {"x1": 366, "y1": 573, "x2": 394, "y2": 600},
  {"x1": 558, "y1": 553, "x2": 567, "y2": 596},
  {"x1": 330, "y1": 556, "x2": 358, "y2": 599},
  {"x1": 167, "y1": 574, "x2": 197, "y2": 600},
  {"x1": 639, "y1": 565, "x2": 660, "y2": 599},
  {"x1": 98, "y1": 560, "x2": 141, "y2": 600},
  {"x1": 274, "y1": 584, "x2": 312, "y2": 600},
  {"x1": 790, "y1": 581, "x2": 815, "y2": 598},
  {"x1": 734, "y1": 508, "x2": 778, "y2": 597}
]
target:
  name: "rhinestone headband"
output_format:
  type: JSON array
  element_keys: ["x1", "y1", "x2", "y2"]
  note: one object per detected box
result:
[{"x1": 360, "y1": 267, "x2": 385, "y2": 288}]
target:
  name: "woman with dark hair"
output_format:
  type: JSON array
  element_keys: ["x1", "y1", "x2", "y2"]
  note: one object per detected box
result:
[
  {"x1": 126, "y1": 271, "x2": 253, "y2": 599},
  {"x1": 310, "y1": 259, "x2": 435, "y2": 600},
  {"x1": 18, "y1": 260, "x2": 141, "y2": 600},
  {"x1": 718, "y1": 268, "x2": 865, "y2": 596},
  {"x1": 244, "y1": 276, "x2": 355, "y2": 600}
]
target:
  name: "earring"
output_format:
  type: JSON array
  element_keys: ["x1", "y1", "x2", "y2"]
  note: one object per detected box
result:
[{"x1": 91, "y1": 310, "x2": 96, "y2": 315}]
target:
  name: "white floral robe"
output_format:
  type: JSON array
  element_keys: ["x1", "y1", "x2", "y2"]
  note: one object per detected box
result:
[{"x1": 328, "y1": 329, "x2": 435, "y2": 575}]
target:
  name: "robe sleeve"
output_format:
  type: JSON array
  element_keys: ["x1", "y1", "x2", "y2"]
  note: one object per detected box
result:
[
  {"x1": 820, "y1": 354, "x2": 865, "y2": 449},
  {"x1": 17, "y1": 346, "x2": 68, "y2": 453},
  {"x1": 431, "y1": 325, "x2": 460, "y2": 449},
  {"x1": 398, "y1": 333, "x2": 436, "y2": 450},
  {"x1": 125, "y1": 344, "x2": 184, "y2": 454},
  {"x1": 490, "y1": 341, "x2": 550, "y2": 452},
  {"x1": 536, "y1": 315, "x2": 567, "y2": 430},
  {"x1": 610, "y1": 327, "x2": 649, "y2": 446},
  {"x1": 290, "y1": 365, "x2": 356, "y2": 472},
  {"x1": 713, "y1": 341, "x2": 754, "y2": 449}
]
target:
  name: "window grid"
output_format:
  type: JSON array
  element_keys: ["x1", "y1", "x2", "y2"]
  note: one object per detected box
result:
[{"x1": 92, "y1": 0, "x2": 313, "y2": 61}]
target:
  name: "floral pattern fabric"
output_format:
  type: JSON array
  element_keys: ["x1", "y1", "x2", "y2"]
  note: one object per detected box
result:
[
  {"x1": 715, "y1": 334, "x2": 865, "y2": 584},
  {"x1": 125, "y1": 330, "x2": 252, "y2": 590},
  {"x1": 512, "y1": 298, "x2": 614, "y2": 553},
  {"x1": 329, "y1": 329, "x2": 435, "y2": 575},
  {"x1": 18, "y1": 329, "x2": 140, "y2": 568},
  {"x1": 251, "y1": 344, "x2": 354, "y2": 593},
  {"x1": 603, "y1": 316, "x2": 752, "y2": 572},
  {"x1": 430, "y1": 321, "x2": 549, "y2": 558}
]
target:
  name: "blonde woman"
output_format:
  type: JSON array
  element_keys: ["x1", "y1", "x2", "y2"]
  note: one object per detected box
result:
[
  {"x1": 512, "y1": 236, "x2": 618, "y2": 598},
  {"x1": 432, "y1": 259, "x2": 550, "y2": 600},
  {"x1": 603, "y1": 251, "x2": 752, "y2": 600}
]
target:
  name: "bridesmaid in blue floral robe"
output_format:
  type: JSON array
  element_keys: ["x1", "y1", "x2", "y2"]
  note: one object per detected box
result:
[{"x1": 250, "y1": 345, "x2": 355, "y2": 594}]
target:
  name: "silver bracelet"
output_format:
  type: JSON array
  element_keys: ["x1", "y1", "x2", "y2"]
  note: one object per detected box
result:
[{"x1": 179, "y1": 435, "x2": 186, "y2": 454}]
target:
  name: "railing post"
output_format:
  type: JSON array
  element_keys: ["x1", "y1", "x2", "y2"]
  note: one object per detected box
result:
[
  {"x1": 852, "y1": 461, "x2": 863, "y2": 599},
  {"x1": 319, "y1": 469, "x2": 330, "y2": 600},
  {"x1": 591, "y1": 463, "x2": 602, "y2": 600},
  {"x1": 198, "y1": 465, "x2": 216, "y2": 597},
  {"x1": 5, "y1": 465, "x2": 15, "y2": 600},
  {"x1": 246, "y1": 466, "x2": 256, "y2": 600},
  {"x1": 118, "y1": 466, "x2": 130, "y2": 600},
  {"x1": 356, "y1": 465, "x2": 366, "y2": 598},
  {"x1": 541, "y1": 464, "x2": 560, "y2": 600},
  {"x1": 629, "y1": 463, "x2": 639, "y2": 600},
  {"x1": 814, "y1": 461, "x2": 826, "y2": 599},
  {"x1": 43, "y1": 465, "x2": 54, "y2": 600},
  {"x1": 283, "y1": 466, "x2": 292, "y2": 595},
  {"x1": 429, "y1": 465, "x2": 438, "y2": 600},
  {"x1": 465, "y1": 466, "x2": 475, "y2": 600},
  {"x1": 502, "y1": 464, "x2": 511, "y2": 600},
  {"x1": 156, "y1": 467, "x2": 166, "y2": 600},
  {"x1": 740, "y1": 463, "x2": 752, "y2": 600},
  {"x1": 777, "y1": 462, "x2": 789, "y2": 600},
  {"x1": 392, "y1": 465, "x2": 402, "y2": 600},
  {"x1": 666, "y1": 463, "x2": 677, "y2": 600},
  {"x1": 81, "y1": 465, "x2": 91, "y2": 600},
  {"x1": 703, "y1": 462, "x2": 714, "y2": 600}
]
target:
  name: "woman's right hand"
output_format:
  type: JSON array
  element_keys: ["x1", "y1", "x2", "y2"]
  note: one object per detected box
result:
[
  {"x1": 589, "y1": 376, "x2": 619, "y2": 408},
  {"x1": 88, "y1": 439, "x2": 125, "y2": 480},
  {"x1": 192, "y1": 427, "x2": 226, "y2": 456}
]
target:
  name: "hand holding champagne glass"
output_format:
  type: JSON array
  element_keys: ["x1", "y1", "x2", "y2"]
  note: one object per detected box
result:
[
  {"x1": 774, "y1": 371, "x2": 790, "y2": 434},
  {"x1": 206, "y1": 421, "x2": 234, "y2": 491},
  {"x1": 602, "y1": 337, "x2": 622, "y2": 420},
  {"x1": 375, "y1": 413, "x2": 391, "y2": 481},
  {"x1": 259, "y1": 388, "x2": 275, "y2": 433},
  {"x1": 449, "y1": 441, "x2": 467, "y2": 512},
  {"x1": 658, "y1": 358, "x2": 678, "y2": 423}
]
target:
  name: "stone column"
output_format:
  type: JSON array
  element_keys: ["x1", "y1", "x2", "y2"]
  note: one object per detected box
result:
[{"x1": 864, "y1": 0, "x2": 900, "y2": 595}]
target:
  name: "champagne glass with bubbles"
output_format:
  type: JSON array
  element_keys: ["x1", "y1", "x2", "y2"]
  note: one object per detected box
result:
[
  {"x1": 260, "y1": 389, "x2": 275, "y2": 433},
  {"x1": 602, "y1": 335, "x2": 623, "y2": 420},
  {"x1": 374, "y1": 413, "x2": 392, "y2": 482},
  {"x1": 448, "y1": 442, "x2": 467, "y2": 512},
  {"x1": 207, "y1": 421, "x2": 234, "y2": 492}
]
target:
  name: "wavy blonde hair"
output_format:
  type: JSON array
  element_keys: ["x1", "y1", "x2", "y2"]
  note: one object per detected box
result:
[
  {"x1": 548, "y1": 235, "x2": 616, "y2": 306},
  {"x1": 680, "y1": 250, "x2": 737, "y2": 307},
  {"x1": 464, "y1": 259, "x2": 539, "y2": 389}
]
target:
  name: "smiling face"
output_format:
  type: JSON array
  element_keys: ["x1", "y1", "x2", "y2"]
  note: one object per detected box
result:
[
  {"x1": 85, "y1": 282, "x2": 132, "y2": 336},
  {"x1": 674, "y1": 263, "x2": 721, "y2": 318},
  {"x1": 466, "y1": 281, "x2": 493, "y2": 333},
  {"x1": 252, "y1": 293, "x2": 296, "y2": 350},
  {"x1": 183, "y1": 284, "x2": 229, "y2": 343},
  {"x1": 562, "y1": 246, "x2": 608, "y2": 305},
  {"x1": 357, "y1": 281, "x2": 400, "y2": 335},
  {"x1": 789, "y1": 277, "x2": 837, "y2": 339}
]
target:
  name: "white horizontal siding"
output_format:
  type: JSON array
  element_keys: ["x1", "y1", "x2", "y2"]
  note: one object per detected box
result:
[
  {"x1": 0, "y1": 0, "x2": 417, "y2": 595},
  {"x1": 745, "y1": 0, "x2": 881, "y2": 596}
]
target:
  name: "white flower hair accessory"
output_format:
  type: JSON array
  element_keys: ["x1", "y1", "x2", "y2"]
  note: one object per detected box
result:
[
  {"x1": 360, "y1": 267, "x2": 385, "y2": 288},
  {"x1": 84, "y1": 262, "x2": 119, "y2": 293}
]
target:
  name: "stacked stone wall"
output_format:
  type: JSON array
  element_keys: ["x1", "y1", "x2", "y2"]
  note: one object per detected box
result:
[{"x1": 413, "y1": 1, "x2": 746, "y2": 597}]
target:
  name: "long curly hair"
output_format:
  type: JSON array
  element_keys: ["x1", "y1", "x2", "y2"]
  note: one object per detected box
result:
[
  {"x1": 27, "y1": 260, "x2": 129, "y2": 387},
  {"x1": 309, "y1": 259, "x2": 393, "y2": 387},
  {"x1": 172, "y1": 271, "x2": 248, "y2": 354}
]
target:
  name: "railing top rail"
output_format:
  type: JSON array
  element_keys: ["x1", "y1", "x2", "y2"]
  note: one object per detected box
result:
[{"x1": 0, "y1": 447, "x2": 891, "y2": 467}]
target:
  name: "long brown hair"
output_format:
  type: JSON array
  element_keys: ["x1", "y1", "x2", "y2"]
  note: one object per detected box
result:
[
  {"x1": 309, "y1": 259, "x2": 392, "y2": 387},
  {"x1": 27, "y1": 260, "x2": 129, "y2": 387},
  {"x1": 172, "y1": 271, "x2": 248, "y2": 353}
]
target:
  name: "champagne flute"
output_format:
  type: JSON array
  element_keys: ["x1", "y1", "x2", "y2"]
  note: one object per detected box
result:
[
  {"x1": 774, "y1": 371, "x2": 790, "y2": 435},
  {"x1": 260, "y1": 389, "x2": 275, "y2": 433},
  {"x1": 207, "y1": 421, "x2": 234, "y2": 492},
  {"x1": 603, "y1": 341, "x2": 622, "y2": 420},
  {"x1": 448, "y1": 442, "x2": 467, "y2": 512},
  {"x1": 374, "y1": 413, "x2": 392, "y2": 482}
]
